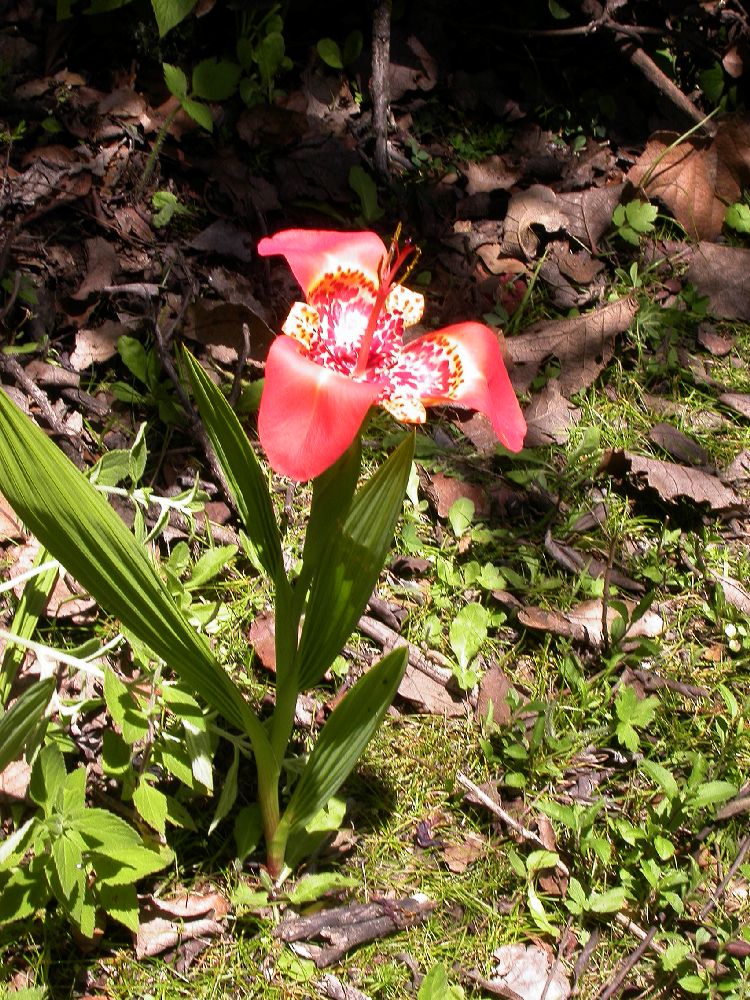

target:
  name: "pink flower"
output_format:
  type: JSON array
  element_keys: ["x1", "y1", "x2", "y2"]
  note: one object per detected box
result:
[{"x1": 257, "y1": 229, "x2": 526, "y2": 481}]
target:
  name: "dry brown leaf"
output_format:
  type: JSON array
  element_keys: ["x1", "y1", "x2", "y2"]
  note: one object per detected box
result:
[
  {"x1": 713, "y1": 574, "x2": 750, "y2": 617},
  {"x1": 724, "y1": 450, "x2": 750, "y2": 482},
  {"x1": 0, "y1": 760, "x2": 32, "y2": 802},
  {"x1": 397, "y1": 663, "x2": 465, "y2": 717},
  {"x1": 464, "y1": 156, "x2": 521, "y2": 195},
  {"x1": 476, "y1": 664, "x2": 516, "y2": 725},
  {"x1": 523, "y1": 380, "x2": 581, "y2": 446},
  {"x1": 543, "y1": 531, "x2": 644, "y2": 594},
  {"x1": 557, "y1": 182, "x2": 626, "y2": 251},
  {"x1": 0, "y1": 490, "x2": 23, "y2": 540},
  {"x1": 628, "y1": 119, "x2": 750, "y2": 239},
  {"x1": 389, "y1": 555, "x2": 431, "y2": 577},
  {"x1": 188, "y1": 220, "x2": 254, "y2": 263},
  {"x1": 427, "y1": 472, "x2": 490, "y2": 519},
  {"x1": 135, "y1": 915, "x2": 224, "y2": 960},
  {"x1": 317, "y1": 973, "x2": 372, "y2": 1000},
  {"x1": 491, "y1": 943, "x2": 571, "y2": 1000},
  {"x1": 70, "y1": 320, "x2": 125, "y2": 370},
  {"x1": 453, "y1": 411, "x2": 502, "y2": 453},
  {"x1": 503, "y1": 184, "x2": 569, "y2": 259},
  {"x1": 11, "y1": 144, "x2": 93, "y2": 211},
  {"x1": 719, "y1": 393, "x2": 750, "y2": 419},
  {"x1": 146, "y1": 889, "x2": 230, "y2": 920},
  {"x1": 70, "y1": 237, "x2": 119, "y2": 301},
  {"x1": 604, "y1": 451, "x2": 743, "y2": 511},
  {"x1": 135, "y1": 890, "x2": 229, "y2": 960},
  {"x1": 648, "y1": 423, "x2": 709, "y2": 467},
  {"x1": 182, "y1": 300, "x2": 274, "y2": 363},
  {"x1": 441, "y1": 832, "x2": 486, "y2": 873},
  {"x1": 697, "y1": 325, "x2": 734, "y2": 356},
  {"x1": 687, "y1": 242, "x2": 750, "y2": 321},
  {"x1": 519, "y1": 599, "x2": 663, "y2": 648},
  {"x1": 249, "y1": 612, "x2": 276, "y2": 673},
  {"x1": 506, "y1": 297, "x2": 638, "y2": 396}
]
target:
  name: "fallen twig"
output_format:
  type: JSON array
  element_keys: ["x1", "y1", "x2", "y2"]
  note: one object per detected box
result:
[
  {"x1": 598, "y1": 924, "x2": 659, "y2": 1000},
  {"x1": 699, "y1": 832, "x2": 750, "y2": 921},
  {"x1": 456, "y1": 772, "x2": 570, "y2": 876}
]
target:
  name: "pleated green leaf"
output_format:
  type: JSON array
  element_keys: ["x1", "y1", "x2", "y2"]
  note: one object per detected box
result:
[
  {"x1": 0, "y1": 388, "x2": 254, "y2": 736},
  {"x1": 282, "y1": 646, "x2": 407, "y2": 838},
  {"x1": 296, "y1": 433, "x2": 414, "y2": 690},
  {"x1": 0, "y1": 678, "x2": 54, "y2": 773},
  {"x1": 300, "y1": 438, "x2": 361, "y2": 584},
  {"x1": 182, "y1": 350, "x2": 283, "y2": 582}
]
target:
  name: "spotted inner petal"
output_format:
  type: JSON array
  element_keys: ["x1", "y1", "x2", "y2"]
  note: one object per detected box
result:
[
  {"x1": 282, "y1": 302, "x2": 321, "y2": 350},
  {"x1": 381, "y1": 395, "x2": 427, "y2": 424},
  {"x1": 288, "y1": 267, "x2": 405, "y2": 376},
  {"x1": 384, "y1": 333, "x2": 463, "y2": 402},
  {"x1": 385, "y1": 283, "x2": 425, "y2": 328}
]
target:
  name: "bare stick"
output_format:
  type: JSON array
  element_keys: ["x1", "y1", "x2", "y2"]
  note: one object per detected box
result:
[
  {"x1": 228, "y1": 322, "x2": 250, "y2": 409},
  {"x1": 618, "y1": 40, "x2": 716, "y2": 135},
  {"x1": 598, "y1": 924, "x2": 658, "y2": 1000},
  {"x1": 371, "y1": 1, "x2": 391, "y2": 179},
  {"x1": 456, "y1": 772, "x2": 570, "y2": 876},
  {"x1": 540, "y1": 917, "x2": 571, "y2": 1000},
  {"x1": 699, "y1": 832, "x2": 750, "y2": 921}
]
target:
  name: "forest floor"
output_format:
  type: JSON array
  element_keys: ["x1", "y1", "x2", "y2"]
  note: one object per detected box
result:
[{"x1": 1, "y1": 2, "x2": 750, "y2": 998}]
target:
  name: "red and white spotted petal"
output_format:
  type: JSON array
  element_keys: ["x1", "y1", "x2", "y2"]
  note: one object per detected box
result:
[
  {"x1": 281, "y1": 301, "x2": 321, "y2": 349},
  {"x1": 385, "y1": 283, "x2": 425, "y2": 328},
  {"x1": 398, "y1": 323, "x2": 527, "y2": 452},
  {"x1": 258, "y1": 335, "x2": 382, "y2": 482},
  {"x1": 380, "y1": 394, "x2": 427, "y2": 424},
  {"x1": 257, "y1": 229, "x2": 388, "y2": 298}
]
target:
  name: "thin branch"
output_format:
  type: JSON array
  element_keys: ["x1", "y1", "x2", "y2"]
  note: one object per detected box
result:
[
  {"x1": 371, "y1": 0, "x2": 391, "y2": 180},
  {"x1": 699, "y1": 832, "x2": 750, "y2": 921},
  {"x1": 456, "y1": 772, "x2": 570, "y2": 876},
  {"x1": 598, "y1": 924, "x2": 659, "y2": 1000}
]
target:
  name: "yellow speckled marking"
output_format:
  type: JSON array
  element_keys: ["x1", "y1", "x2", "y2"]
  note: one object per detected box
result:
[{"x1": 385, "y1": 284, "x2": 425, "y2": 327}]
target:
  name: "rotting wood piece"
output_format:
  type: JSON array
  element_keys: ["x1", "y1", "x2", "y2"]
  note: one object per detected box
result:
[{"x1": 274, "y1": 896, "x2": 435, "y2": 968}]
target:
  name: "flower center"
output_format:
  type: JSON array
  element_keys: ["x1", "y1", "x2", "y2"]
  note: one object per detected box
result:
[{"x1": 352, "y1": 235, "x2": 416, "y2": 378}]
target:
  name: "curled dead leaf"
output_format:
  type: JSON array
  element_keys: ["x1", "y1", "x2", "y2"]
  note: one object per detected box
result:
[
  {"x1": 506, "y1": 297, "x2": 638, "y2": 396},
  {"x1": 688, "y1": 243, "x2": 750, "y2": 322},
  {"x1": 503, "y1": 184, "x2": 569, "y2": 259},
  {"x1": 491, "y1": 943, "x2": 571, "y2": 1000},
  {"x1": 523, "y1": 380, "x2": 581, "y2": 446},
  {"x1": 518, "y1": 599, "x2": 663, "y2": 648},
  {"x1": 602, "y1": 450, "x2": 743, "y2": 511},
  {"x1": 441, "y1": 832, "x2": 486, "y2": 873},
  {"x1": 627, "y1": 119, "x2": 750, "y2": 240}
]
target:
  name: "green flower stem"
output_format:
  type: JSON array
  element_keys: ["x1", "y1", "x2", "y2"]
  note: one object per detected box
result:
[
  {"x1": 265, "y1": 814, "x2": 290, "y2": 880},
  {"x1": 269, "y1": 576, "x2": 301, "y2": 761}
]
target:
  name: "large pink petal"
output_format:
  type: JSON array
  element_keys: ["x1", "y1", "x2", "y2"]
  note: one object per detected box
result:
[
  {"x1": 258, "y1": 336, "x2": 382, "y2": 481},
  {"x1": 257, "y1": 230, "x2": 388, "y2": 297},
  {"x1": 397, "y1": 323, "x2": 527, "y2": 451}
]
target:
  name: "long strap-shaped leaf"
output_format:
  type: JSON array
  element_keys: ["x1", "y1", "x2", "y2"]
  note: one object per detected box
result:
[
  {"x1": 0, "y1": 678, "x2": 55, "y2": 773},
  {"x1": 296, "y1": 433, "x2": 414, "y2": 690},
  {"x1": 279, "y1": 646, "x2": 408, "y2": 842},
  {"x1": 182, "y1": 350, "x2": 283, "y2": 582},
  {"x1": 0, "y1": 388, "x2": 262, "y2": 743}
]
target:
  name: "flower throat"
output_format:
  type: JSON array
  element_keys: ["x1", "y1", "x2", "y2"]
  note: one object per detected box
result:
[{"x1": 352, "y1": 234, "x2": 418, "y2": 378}]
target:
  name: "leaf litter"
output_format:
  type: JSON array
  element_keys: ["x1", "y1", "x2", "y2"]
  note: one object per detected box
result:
[{"x1": 1, "y1": 3, "x2": 750, "y2": 997}]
